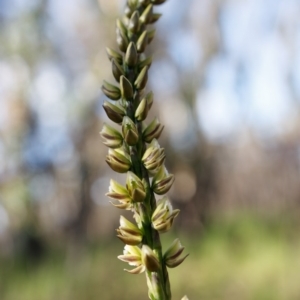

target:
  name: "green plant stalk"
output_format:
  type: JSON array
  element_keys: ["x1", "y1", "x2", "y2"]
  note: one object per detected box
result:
[
  {"x1": 131, "y1": 88, "x2": 169, "y2": 299},
  {"x1": 100, "y1": 1, "x2": 188, "y2": 299}
]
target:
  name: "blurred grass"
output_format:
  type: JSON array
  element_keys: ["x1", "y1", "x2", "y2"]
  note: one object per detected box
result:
[{"x1": 1, "y1": 214, "x2": 299, "y2": 300}]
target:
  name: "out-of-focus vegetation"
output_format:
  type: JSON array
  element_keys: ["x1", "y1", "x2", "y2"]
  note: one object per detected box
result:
[
  {"x1": 1, "y1": 214, "x2": 299, "y2": 300},
  {"x1": 1, "y1": 0, "x2": 300, "y2": 299}
]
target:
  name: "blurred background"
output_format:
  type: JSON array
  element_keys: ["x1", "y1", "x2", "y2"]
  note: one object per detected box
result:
[{"x1": 0, "y1": 0, "x2": 300, "y2": 299}]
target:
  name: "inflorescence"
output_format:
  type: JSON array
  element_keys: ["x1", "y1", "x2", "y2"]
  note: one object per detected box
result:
[{"x1": 100, "y1": 1, "x2": 188, "y2": 299}]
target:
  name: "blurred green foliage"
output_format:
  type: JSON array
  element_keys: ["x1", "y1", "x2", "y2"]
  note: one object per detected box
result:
[{"x1": 1, "y1": 214, "x2": 299, "y2": 300}]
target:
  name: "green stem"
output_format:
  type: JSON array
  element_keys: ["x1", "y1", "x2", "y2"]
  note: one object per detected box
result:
[
  {"x1": 128, "y1": 93, "x2": 169, "y2": 298},
  {"x1": 137, "y1": 125, "x2": 171, "y2": 300}
]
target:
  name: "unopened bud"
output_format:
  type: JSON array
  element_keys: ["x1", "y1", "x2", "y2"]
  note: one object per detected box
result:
[
  {"x1": 116, "y1": 19, "x2": 127, "y2": 35},
  {"x1": 122, "y1": 116, "x2": 139, "y2": 146},
  {"x1": 143, "y1": 117, "x2": 164, "y2": 143},
  {"x1": 137, "y1": 31, "x2": 148, "y2": 53},
  {"x1": 116, "y1": 27, "x2": 129, "y2": 52},
  {"x1": 152, "y1": 166, "x2": 175, "y2": 195},
  {"x1": 134, "y1": 66, "x2": 148, "y2": 90},
  {"x1": 106, "y1": 47, "x2": 123, "y2": 64},
  {"x1": 142, "y1": 245, "x2": 160, "y2": 272},
  {"x1": 164, "y1": 239, "x2": 189, "y2": 268},
  {"x1": 101, "y1": 81, "x2": 121, "y2": 101},
  {"x1": 126, "y1": 171, "x2": 146, "y2": 203},
  {"x1": 116, "y1": 216, "x2": 143, "y2": 245},
  {"x1": 140, "y1": 4, "x2": 153, "y2": 24},
  {"x1": 149, "y1": 13, "x2": 162, "y2": 24},
  {"x1": 100, "y1": 123, "x2": 123, "y2": 148},
  {"x1": 147, "y1": 29, "x2": 156, "y2": 44},
  {"x1": 145, "y1": 91, "x2": 154, "y2": 110},
  {"x1": 112, "y1": 58, "x2": 125, "y2": 82},
  {"x1": 106, "y1": 147, "x2": 131, "y2": 173},
  {"x1": 128, "y1": 11, "x2": 140, "y2": 33},
  {"x1": 103, "y1": 101, "x2": 125, "y2": 124},
  {"x1": 120, "y1": 76, "x2": 134, "y2": 100},
  {"x1": 152, "y1": 196, "x2": 179, "y2": 233},
  {"x1": 164, "y1": 238, "x2": 184, "y2": 261},
  {"x1": 135, "y1": 98, "x2": 149, "y2": 121},
  {"x1": 138, "y1": 56, "x2": 152, "y2": 70},
  {"x1": 142, "y1": 139, "x2": 165, "y2": 172},
  {"x1": 125, "y1": 42, "x2": 138, "y2": 67},
  {"x1": 116, "y1": 33, "x2": 128, "y2": 53}
]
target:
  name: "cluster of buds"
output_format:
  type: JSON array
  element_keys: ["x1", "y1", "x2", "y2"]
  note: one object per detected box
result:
[{"x1": 100, "y1": 0, "x2": 188, "y2": 299}]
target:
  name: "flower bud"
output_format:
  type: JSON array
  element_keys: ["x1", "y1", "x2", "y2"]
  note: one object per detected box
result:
[
  {"x1": 149, "y1": 13, "x2": 162, "y2": 24},
  {"x1": 128, "y1": 11, "x2": 140, "y2": 33},
  {"x1": 181, "y1": 296, "x2": 189, "y2": 300},
  {"x1": 120, "y1": 76, "x2": 133, "y2": 100},
  {"x1": 106, "y1": 47, "x2": 123, "y2": 64},
  {"x1": 142, "y1": 139, "x2": 165, "y2": 172},
  {"x1": 101, "y1": 81, "x2": 121, "y2": 101},
  {"x1": 126, "y1": 171, "x2": 146, "y2": 202},
  {"x1": 143, "y1": 117, "x2": 164, "y2": 143},
  {"x1": 102, "y1": 101, "x2": 125, "y2": 124},
  {"x1": 116, "y1": 21, "x2": 129, "y2": 52},
  {"x1": 112, "y1": 58, "x2": 125, "y2": 82},
  {"x1": 152, "y1": 166, "x2": 175, "y2": 195},
  {"x1": 118, "y1": 245, "x2": 145, "y2": 274},
  {"x1": 125, "y1": 42, "x2": 138, "y2": 67},
  {"x1": 138, "y1": 56, "x2": 152, "y2": 71},
  {"x1": 134, "y1": 66, "x2": 148, "y2": 90},
  {"x1": 106, "y1": 147, "x2": 131, "y2": 173},
  {"x1": 145, "y1": 91, "x2": 154, "y2": 110},
  {"x1": 137, "y1": 31, "x2": 148, "y2": 53},
  {"x1": 116, "y1": 32, "x2": 129, "y2": 52},
  {"x1": 116, "y1": 19, "x2": 127, "y2": 35},
  {"x1": 147, "y1": 29, "x2": 156, "y2": 44},
  {"x1": 135, "y1": 98, "x2": 148, "y2": 121},
  {"x1": 140, "y1": 4, "x2": 153, "y2": 24},
  {"x1": 100, "y1": 123, "x2": 123, "y2": 149},
  {"x1": 142, "y1": 245, "x2": 160, "y2": 272},
  {"x1": 164, "y1": 238, "x2": 184, "y2": 260},
  {"x1": 164, "y1": 239, "x2": 189, "y2": 268},
  {"x1": 106, "y1": 179, "x2": 131, "y2": 209},
  {"x1": 116, "y1": 216, "x2": 143, "y2": 245},
  {"x1": 151, "y1": 196, "x2": 179, "y2": 233},
  {"x1": 122, "y1": 116, "x2": 139, "y2": 146}
]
